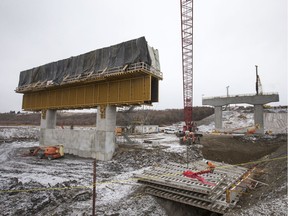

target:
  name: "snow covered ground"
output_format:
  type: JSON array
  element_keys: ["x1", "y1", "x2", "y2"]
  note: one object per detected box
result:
[
  {"x1": 198, "y1": 110, "x2": 287, "y2": 134},
  {"x1": 0, "y1": 109, "x2": 287, "y2": 215},
  {"x1": 0, "y1": 126, "x2": 39, "y2": 141},
  {"x1": 0, "y1": 129, "x2": 192, "y2": 215}
]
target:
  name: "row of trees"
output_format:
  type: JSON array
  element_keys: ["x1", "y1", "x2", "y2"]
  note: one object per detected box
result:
[
  {"x1": 0, "y1": 107, "x2": 214, "y2": 126},
  {"x1": 116, "y1": 107, "x2": 214, "y2": 126}
]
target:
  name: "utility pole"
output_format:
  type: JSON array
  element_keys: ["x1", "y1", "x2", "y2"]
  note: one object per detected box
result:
[
  {"x1": 255, "y1": 65, "x2": 259, "y2": 95},
  {"x1": 226, "y1": 86, "x2": 230, "y2": 97}
]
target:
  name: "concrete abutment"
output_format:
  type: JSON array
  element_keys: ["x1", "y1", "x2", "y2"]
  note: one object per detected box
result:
[{"x1": 40, "y1": 106, "x2": 117, "y2": 161}]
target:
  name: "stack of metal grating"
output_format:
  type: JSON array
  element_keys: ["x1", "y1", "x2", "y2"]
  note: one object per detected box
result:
[{"x1": 135, "y1": 161, "x2": 252, "y2": 215}]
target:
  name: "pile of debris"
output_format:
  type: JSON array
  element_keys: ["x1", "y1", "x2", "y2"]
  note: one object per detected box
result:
[{"x1": 136, "y1": 160, "x2": 252, "y2": 215}]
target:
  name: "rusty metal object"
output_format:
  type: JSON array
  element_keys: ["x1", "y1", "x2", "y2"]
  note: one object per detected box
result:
[{"x1": 92, "y1": 159, "x2": 96, "y2": 216}]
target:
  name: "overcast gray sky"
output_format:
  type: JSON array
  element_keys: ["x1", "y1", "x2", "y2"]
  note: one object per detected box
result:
[{"x1": 0, "y1": 0, "x2": 287, "y2": 113}]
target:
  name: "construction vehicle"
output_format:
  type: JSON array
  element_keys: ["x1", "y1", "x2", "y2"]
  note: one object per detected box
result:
[
  {"x1": 29, "y1": 145, "x2": 64, "y2": 160},
  {"x1": 179, "y1": 130, "x2": 202, "y2": 145},
  {"x1": 246, "y1": 124, "x2": 260, "y2": 134}
]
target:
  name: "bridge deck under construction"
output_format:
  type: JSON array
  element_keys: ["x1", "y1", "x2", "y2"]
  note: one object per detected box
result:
[{"x1": 136, "y1": 161, "x2": 252, "y2": 215}]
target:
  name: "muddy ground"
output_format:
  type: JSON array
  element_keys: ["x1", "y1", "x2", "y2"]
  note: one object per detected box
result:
[
  {"x1": 201, "y1": 134, "x2": 287, "y2": 216},
  {"x1": 154, "y1": 134, "x2": 287, "y2": 216},
  {"x1": 0, "y1": 127, "x2": 287, "y2": 216},
  {"x1": 201, "y1": 134, "x2": 286, "y2": 164}
]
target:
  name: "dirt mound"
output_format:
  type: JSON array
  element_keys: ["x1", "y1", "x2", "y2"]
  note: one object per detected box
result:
[
  {"x1": 225, "y1": 143, "x2": 287, "y2": 216},
  {"x1": 200, "y1": 134, "x2": 286, "y2": 164},
  {"x1": 97, "y1": 144, "x2": 203, "y2": 180},
  {"x1": 170, "y1": 134, "x2": 287, "y2": 216}
]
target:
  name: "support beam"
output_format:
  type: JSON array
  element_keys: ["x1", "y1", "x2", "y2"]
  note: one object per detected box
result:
[
  {"x1": 202, "y1": 93, "x2": 279, "y2": 107},
  {"x1": 215, "y1": 106, "x2": 223, "y2": 130},
  {"x1": 21, "y1": 75, "x2": 156, "y2": 111}
]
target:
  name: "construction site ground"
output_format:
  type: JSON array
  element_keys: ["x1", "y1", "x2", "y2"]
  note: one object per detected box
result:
[{"x1": 0, "y1": 111, "x2": 287, "y2": 215}]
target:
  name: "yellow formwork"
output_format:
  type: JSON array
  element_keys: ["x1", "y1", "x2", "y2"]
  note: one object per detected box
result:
[{"x1": 22, "y1": 75, "x2": 158, "y2": 111}]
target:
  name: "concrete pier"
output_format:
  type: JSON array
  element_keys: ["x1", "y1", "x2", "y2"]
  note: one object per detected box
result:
[
  {"x1": 215, "y1": 106, "x2": 222, "y2": 129},
  {"x1": 254, "y1": 105, "x2": 264, "y2": 134},
  {"x1": 95, "y1": 105, "x2": 117, "y2": 160},
  {"x1": 40, "y1": 110, "x2": 57, "y2": 129},
  {"x1": 202, "y1": 93, "x2": 279, "y2": 133},
  {"x1": 40, "y1": 109, "x2": 57, "y2": 146},
  {"x1": 40, "y1": 105, "x2": 117, "y2": 161}
]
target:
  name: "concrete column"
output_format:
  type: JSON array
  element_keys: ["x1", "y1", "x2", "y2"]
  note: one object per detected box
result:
[
  {"x1": 40, "y1": 109, "x2": 57, "y2": 146},
  {"x1": 40, "y1": 110, "x2": 57, "y2": 129},
  {"x1": 94, "y1": 105, "x2": 116, "y2": 161},
  {"x1": 254, "y1": 104, "x2": 264, "y2": 134},
  {"x1": 215, "y1": 106, "x2": 223, "y2": 130}
]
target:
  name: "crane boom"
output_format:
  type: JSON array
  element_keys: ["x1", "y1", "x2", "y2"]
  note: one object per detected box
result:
[{"x1": 180, "y1": 0, "x2": 194, "y2": 131}]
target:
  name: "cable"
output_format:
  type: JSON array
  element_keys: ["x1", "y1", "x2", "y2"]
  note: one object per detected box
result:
[{"x1": 0, "y1": 155, "x2": 286, "y2": 194}]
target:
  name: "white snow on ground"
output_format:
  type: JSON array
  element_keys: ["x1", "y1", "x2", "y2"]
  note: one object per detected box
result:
[
  {"x1": 198, "y1": 110, "x2": 287, "y2": 134},
  {"x1": 0, "y1": 135, "x2": 167, "y2": 215},
  {"x1": 198, "y1": 123, "x2": 215, "y2": 133},
  {"x1": 18, "y1": 172, "x2": 68, "y2": 186},
  {"x1": 0, "y1": 110, "x2": 287, "y2": 215},
  {"x1": 264, "y1": 113, "x2": 287, "y2": 134},
  {"x1": 248, "y1": 196, "x2": 287, "y2": 216},
  {"x1": 0, "y1": 141, "x2": 38, "y2": 163},
  {"x1": 121, "y1": 133, "x2": 187, "y2": 154},
  {"x1": 0, "y1": 141, "x2": 92, "y2": 187},
  {"x1": 0, "y1": 126, "x2": 39, "y2": 140},
  {"x1": 153, "y1": 133, "x2": 187, "y2": 153},
  {"x1": 97, "y1": 167, "x2": 148, "y2": 206},
  {"x1": 97, "y1": 183, "x2": 133, "y2": 205},
  {"x1": 197, "y1": 111, "x2": 255, "y2": 133},
  {"x1": 227, "y1": 196, "x2": 288, "y2": 216}
]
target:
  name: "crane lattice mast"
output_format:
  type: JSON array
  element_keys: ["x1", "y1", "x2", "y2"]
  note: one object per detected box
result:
[{"x1": 180, "y1": 0, "x2": 194, "y2": 131}]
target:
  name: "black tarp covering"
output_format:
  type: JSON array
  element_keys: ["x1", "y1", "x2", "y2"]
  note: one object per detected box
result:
[{"x1": 18, "y1": 37, "x2": 159, "y2": 87}]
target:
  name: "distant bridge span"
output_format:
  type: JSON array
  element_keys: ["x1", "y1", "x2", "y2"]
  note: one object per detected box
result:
[{"x1": 202, "y1": 93, "x2": 279, "y2": 134}]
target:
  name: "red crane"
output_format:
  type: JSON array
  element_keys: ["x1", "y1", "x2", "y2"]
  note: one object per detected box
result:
[{"x1": 180, "y1": 0, "x2": 194, "y2": 132}]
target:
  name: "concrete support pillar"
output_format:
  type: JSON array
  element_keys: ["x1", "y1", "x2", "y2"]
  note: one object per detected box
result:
[
  {"x1": 215, "y1": 106, "x2": 223, "y2": 130},
  {"x1": 40, "y1": 110, "x2": 57, "y2": 129},
  {"x1": 254, "y1": 104, "x2": 264, "y2": 134},
  {"x1": 40, "y1": 110, "x2": 57, "y2": 146},
  {"x1": 95, "y1": 105, "x2": 116, "y2": 161}
]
